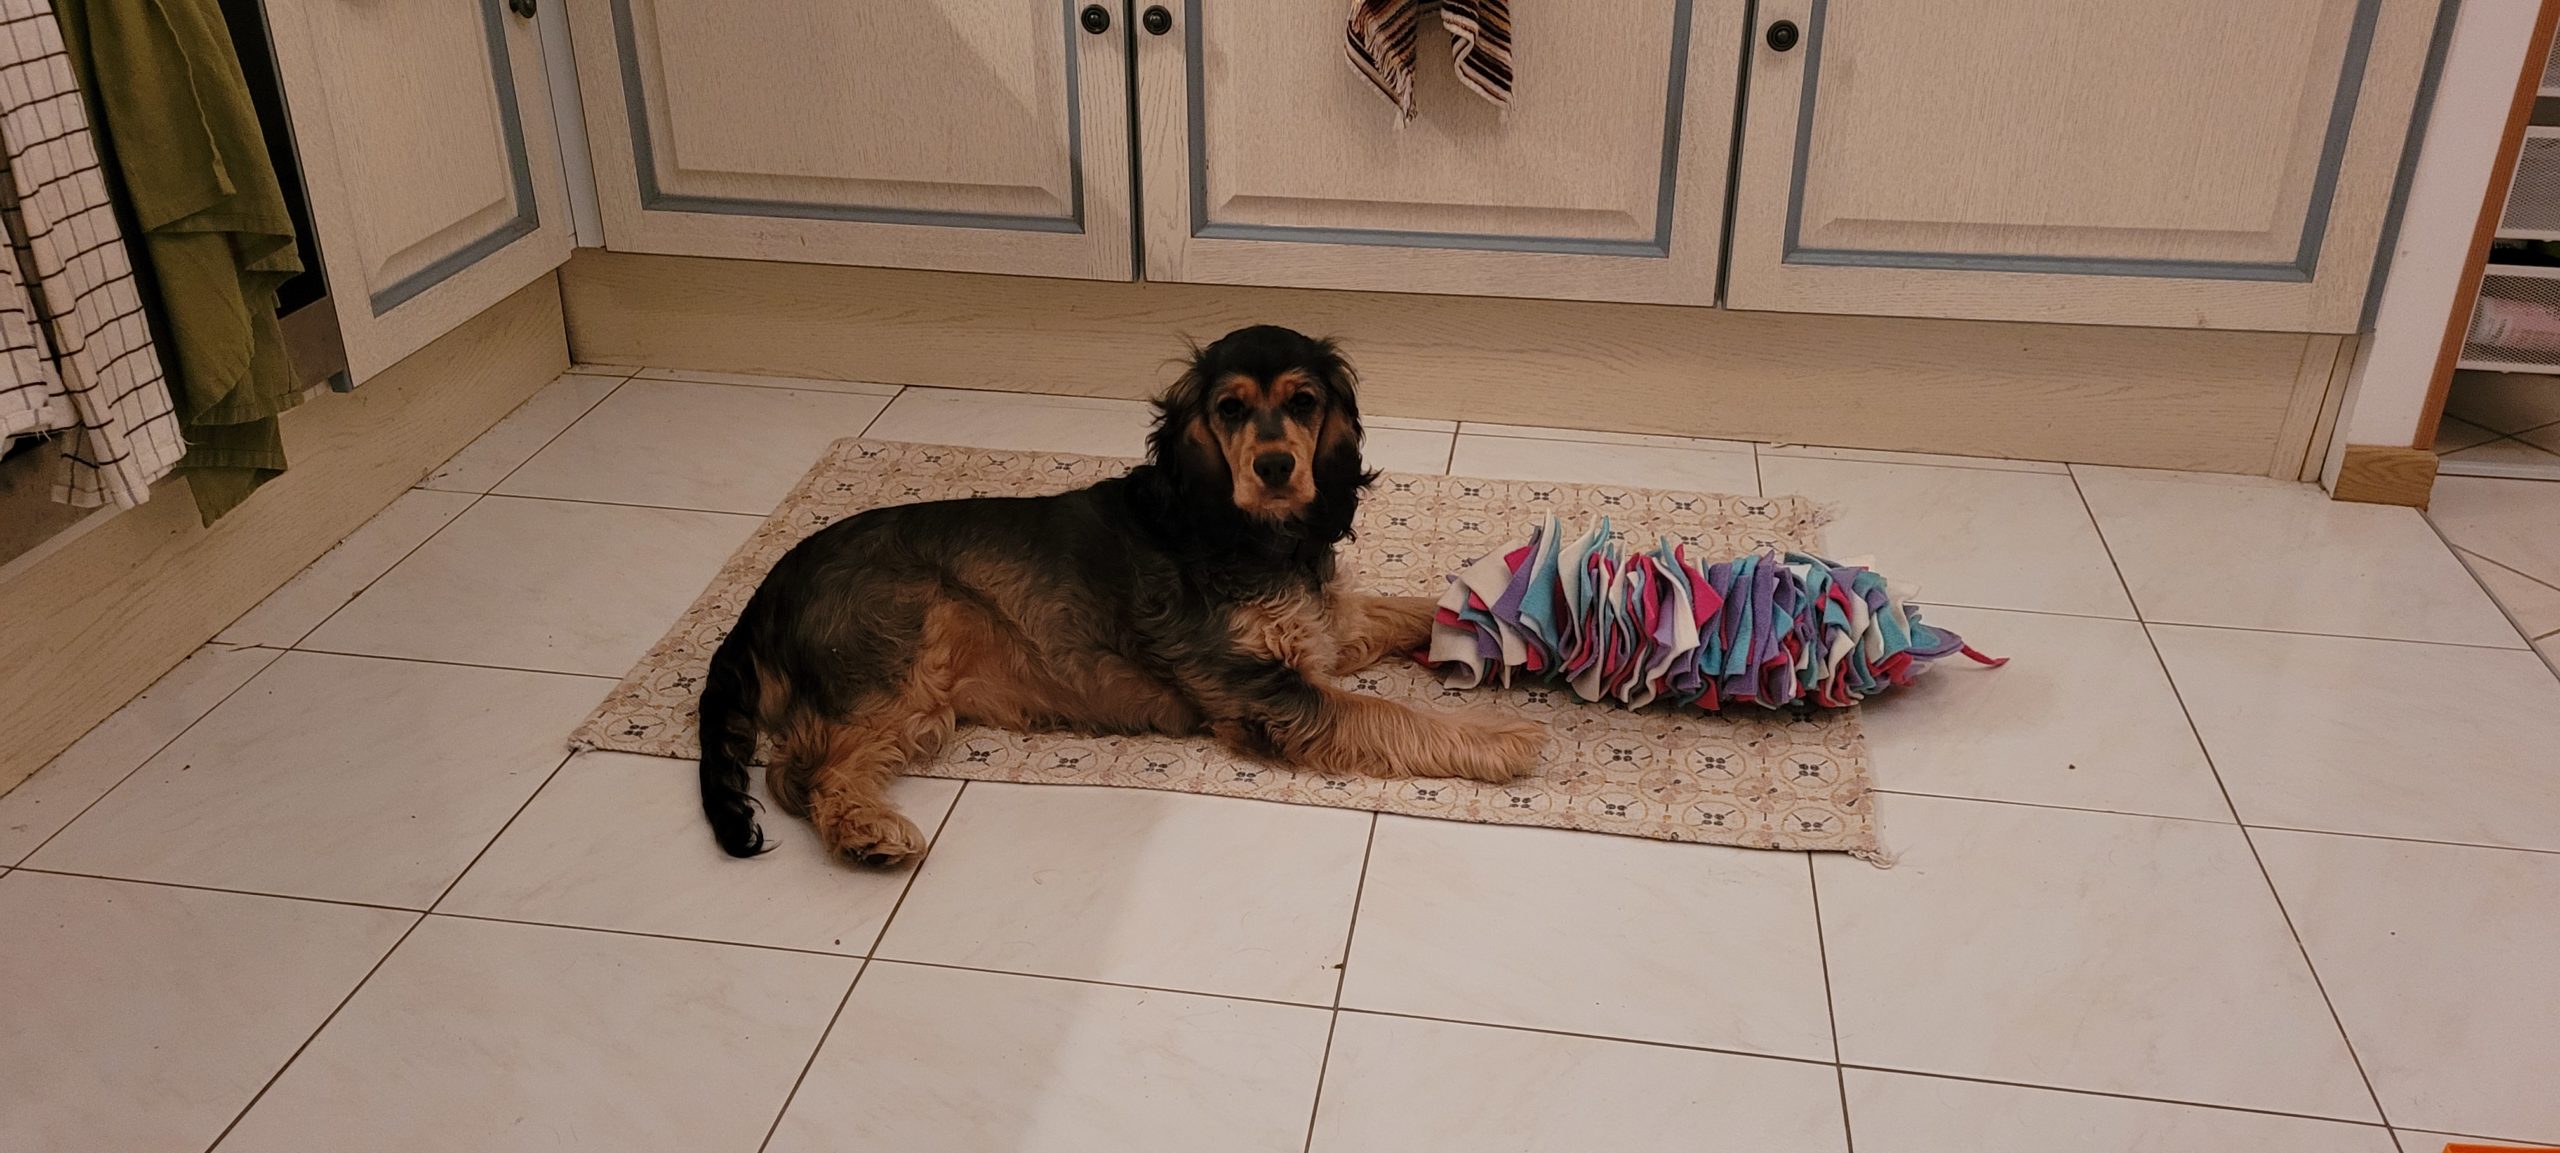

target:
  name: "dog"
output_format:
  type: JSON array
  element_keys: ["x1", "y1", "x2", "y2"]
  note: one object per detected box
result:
[{"x1": 698, "y1": 325, "x2": 1548, "y2": 866}]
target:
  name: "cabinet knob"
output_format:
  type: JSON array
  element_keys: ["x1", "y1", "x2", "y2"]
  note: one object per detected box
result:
[
  {"x1": 1080, "y1": 4, "x2": 1111, "y2": 34},
  {"x1": 507, "y1": 0, "x2": 535, "y2": 18},
  {"x1": 1143, "y1": 5, "x2": 1172, "y2": 35},
  {"x1": 1764, "y1": 19, "x2": 1799, "y2": 52}
]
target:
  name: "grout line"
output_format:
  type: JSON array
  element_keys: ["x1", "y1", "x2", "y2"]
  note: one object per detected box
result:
[
  {"x1": 2066, "y1": 469, "x2": 2402, "y2": 1132},
  {"x1": 1751, "y1": 441, "x2": 1766, "y2": 499},
  {"x1": 282, "y1": 644, "x2": 620, "y2": 682},
  {"x1": 843, "y1": 777, "x2": 968, "y2": 958},
  {"x1": 2441, "y1": 537, "x2": 2560, "y2": 600},
  {"x1": 10, "y1": 866, "x2": 428, "y2": 914},
  {"x1": 11, "y1": 651, "x2": 287, "y2": 868},
  {"x1": 1806, "y1": 853, "x2": 1855, "y2": 1152},
  {"x1": 1919, "y1": 597, "x2": 2537, "y2": 654},
  {"x1": 753, "y1": 959, "x2": 869, "y2": 1153},
  {"x1": 434, "y1": 488, "x2": 775, "y2": 521},
  {"x1": 1298, "y1": 814, "x2": 1382, "y2": 1153},
  {"x1": 479, "y1": 373, "x2": 637, "y2": 495},
  {"x1": 195, "y1": 910, "x2": 431, "y2": 1153},
  {"x1": 1832, "y1": 1060, "x2": 2400, "y2": 1131},
  {"x1": 426, "y1": 750, "x2": 584, "y2": 913},
  {"x1": 858, "y1": 955, "x2": 1328, "y2": 1013}
]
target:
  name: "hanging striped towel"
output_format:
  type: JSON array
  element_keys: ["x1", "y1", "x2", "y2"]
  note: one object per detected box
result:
[
  {"x1": 0, "y1": 0, "x2": 181, "y2": 509},
  {"x1": 1346, "y1": 0, "x2": 1512, "y2": 121}
]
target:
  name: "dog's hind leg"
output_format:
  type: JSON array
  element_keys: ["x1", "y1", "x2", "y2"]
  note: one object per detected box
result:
[{"x1": 781, "y1": 686, "x2": 953, "y2": 867}]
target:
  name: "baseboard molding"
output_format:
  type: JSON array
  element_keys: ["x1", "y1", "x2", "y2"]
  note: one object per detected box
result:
[
  {"x1": 0, "y1": 275, "x2": 569, "y2": 795},
  {"x1": 2331, "y1": 443, "x2": 2441, "y2": 507},
  {"x1": 560, "y1": 250, "x2": 2332, "y2": 476}
]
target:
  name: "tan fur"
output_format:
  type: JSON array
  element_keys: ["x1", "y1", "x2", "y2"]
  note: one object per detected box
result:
[
  {"x1": 1210, "y1": 370, "x2": 1321, "y2": 519},
  {"x1": 1269, "y1": 683, "x2": 1546, "y2": 784},
  {"x1": 1325, "y1": 591, "x2": 1437, "y2": 674}
]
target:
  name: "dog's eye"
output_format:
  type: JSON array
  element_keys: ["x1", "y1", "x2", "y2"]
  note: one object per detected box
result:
[
  {"x1": 1287, "y1": 392, "x2": 1320, "y2": 413},
  {"x1": 1214, "y1": 397, "x2": 1246, "y2": 420}
]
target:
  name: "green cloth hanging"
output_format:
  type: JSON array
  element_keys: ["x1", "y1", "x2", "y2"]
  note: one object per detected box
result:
[{"x1": 56, "y1": 0, "x2": 303, "y2": 525}]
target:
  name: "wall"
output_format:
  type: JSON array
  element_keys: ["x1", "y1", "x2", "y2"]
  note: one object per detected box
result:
[
  {"x1": 2327, "y1": 0, "x2": 2544, "y2": 486},
  {"x1": 562, "y1": 250, "x2": 2340, "y2": 477},
  {"x1": 0, "y1": 276, "x2": 569, "y2": 794}
]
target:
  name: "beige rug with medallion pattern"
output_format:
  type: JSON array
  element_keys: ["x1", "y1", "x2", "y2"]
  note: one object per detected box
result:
[{"x1": 573, "y1": 439, "x2": 1885, "y2": 860}]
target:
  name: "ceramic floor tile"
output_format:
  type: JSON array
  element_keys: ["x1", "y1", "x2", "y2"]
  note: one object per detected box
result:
[
  {"x1": 874, "y1": 783, "x2": 1370, "y2": 1004},
  {"x1": 2441, "y1": 436, "x2": 2560, "y2": 468},
  {"x1": 0, "y1": 872, "x2": 413, "y2": 1153},
  {"x1": 2430, "y1": 415, "x2": 2506, "y2": 455},
  {"x1": 1758, "y1": 442, "x2": 2070, "y2": 474},
  {"x1": 2152, "y1": 626, "x2": 2560, "y2": 851},
  {"x1": 768, "y1": 961, "x2": 1331, "y2": 1153},
  {"x1": 2430, "y1": 476, "x2": 2560, "y2": 590},
  {"x1": 1449, "y1": 431, "x2": 1761, "y2": 495},
  {"x1": 215, "y1": 489, "x2": 479, "y2": 647},
  {"x1": 2518, "y1": 420, "x2": 2560, "y2": 454},
  {"x1": 1359, "y1": 422, "x2": 1454, "y2": 474},
  {"x1": 2254, "y1": 830, "x2": 2560, "y2": 1144},
  {"x1": 440, "y1": 751, "x2": 962, "y2": 954},
  {"x1": 2541, "y1": 632, "x2": 2560, "y2": 665},
  {"x1": 31, "y1": 652, "x2": 608, "y2": 907},
  {"x1": 1813, "y1": 793, "x2": 2372, "y2": 1120},
  {"x1": 1307, "y1": 1012, "x2": 1847, "y2": 1153},
  {"x1": 420, "y1": 371, "x2": 624, "y2": 493},
  {"x1": 633, "y1": 366, "x2": 900, "y2": 395},
  {"x1": 0, "y1": 644, "x2": 280, "y2": 864},
  {"x1": 1860, "y1": 606, "x2": 2230, "y2": 820},
  {"x1": 302, "y1": 495, "x2": 757, "y2": 676},
  {"x1": 496, "y1": 378, "x2": 893, "y2": 514},
  {"x1": 2445, "y1": 370, "x2": 2560, "y2": 434},
  {"x1": 217, "y1": 916, "x2": 854, "y2": 1153},
  {"x1": 1758, "y1": 455, "x2": 2133, "y2": 617},
  {"x1": 1841, "y1": 1069, "x2": 2397, "y2": 1153},
  {"x1": 2459, "y1": 550, "x2": 2560, "y2": 639},
  {"x1": 2076, "y1": 466, "x2": 2520, "y2": 647},
  {"x1": 866, "y1": 387, "x2": 1156, "y2": 457},
  {"x1": 1338, "y1": 816, "x2": 1832, "y2": 1058}
]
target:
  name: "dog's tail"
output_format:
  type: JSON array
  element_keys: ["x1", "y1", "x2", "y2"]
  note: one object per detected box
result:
[{"x1": 699, "y1": 626, "x2": 771, "y2": 857}]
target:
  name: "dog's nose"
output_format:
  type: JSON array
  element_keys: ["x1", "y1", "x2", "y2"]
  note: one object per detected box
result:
[{"x1": 1253, "y1": 452, "x2": 1295, "y2": 487}]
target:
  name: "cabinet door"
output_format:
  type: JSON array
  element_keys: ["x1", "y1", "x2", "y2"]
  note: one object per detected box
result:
[
  {"x1": 567, "y1": 0, "x2": 1131, "y2": 280},
  {"x1": 1725, "y1": 0, "x2": 2441, "y2": 332},
  {"x1": 263, "y1": 0, "x2": 574, "y2": 383},
  {"x1": 1134, "y1": 0, "x2": 1745, "y2": 305}
]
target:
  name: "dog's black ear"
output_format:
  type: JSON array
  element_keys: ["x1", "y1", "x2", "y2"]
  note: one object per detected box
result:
[
  {"x1": 1306, "y1": 338, "x2": 1374, "y2": 546},
  {"x1": 1146, "y1": 344, "x2": 1233, "y2": 502}
]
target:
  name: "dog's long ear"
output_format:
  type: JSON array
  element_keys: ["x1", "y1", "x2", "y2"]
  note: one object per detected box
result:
[
  {"x1": 1305, "y1": 338, "x2": 1375, "y2": 545},
  {"x1": 1146, "y1": 345, "x2": 1233, "y2": 499}
]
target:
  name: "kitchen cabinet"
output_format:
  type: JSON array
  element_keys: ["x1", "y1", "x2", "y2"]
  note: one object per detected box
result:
[
  {"x1": 262, "y1": 0, "x2": 574, "y2": 382},
  {"x1": 1723, "y1": 0, "x2": 2442, "y2": 331},
  {"x1": 565, "y1": 0, "x2": 1134, "y2": 280},
  {"x1": 1132, "y1": 0, "x2": 1747, "y2": 305}
]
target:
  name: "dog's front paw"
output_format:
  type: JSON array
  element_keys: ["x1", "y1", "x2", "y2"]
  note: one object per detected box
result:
[
  {"x1": 814, "y1": 804, "x2": 929, "y2": 869},
  {"x1": 1448, "y1": 713, "x2": 1549, "y2": 783}
]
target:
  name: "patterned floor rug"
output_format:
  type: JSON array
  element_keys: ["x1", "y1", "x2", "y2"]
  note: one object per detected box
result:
[{"x1": 573, "y1": 439, "x2": 1884, "y2": 859}]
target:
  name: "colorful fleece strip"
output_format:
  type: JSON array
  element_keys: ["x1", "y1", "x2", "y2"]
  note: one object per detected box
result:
[{"x1": 1424, "y1": 515, "x2": 2005, "y2": 711}]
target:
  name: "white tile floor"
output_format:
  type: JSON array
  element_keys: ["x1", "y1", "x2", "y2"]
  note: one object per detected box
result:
[{"x1": 6, "y1": 364, "x2": 2558, "y2": 1153}]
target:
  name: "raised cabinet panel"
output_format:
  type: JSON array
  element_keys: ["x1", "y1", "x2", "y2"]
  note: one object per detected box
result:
[
  {"x1": 1136, "y1": 0, "x2": 1747, "y2": 305},
  {"x1": 568, "y1": 0, "x2": 1131, "y2": 280},
  {"x1": 264, "y1": 0, "x2": 573, "y2": 382},
  {"x1": 1726, "y1": 0, "x2": 2444, "y2": 332}
]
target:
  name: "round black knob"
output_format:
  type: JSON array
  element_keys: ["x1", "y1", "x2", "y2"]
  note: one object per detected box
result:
[
  {"x1": 507, "y1": 0, "x2": 535, "y2": 17},
  {"x1": 1080, "y1": 4, "x2": 1111, "y2": 34},
  {"x1": 1765, "y1": 20, "x2": 1799, "y2": 52},
  {"x1": 1143, "y1": 5, "x2": 1172, "y2": 35}
]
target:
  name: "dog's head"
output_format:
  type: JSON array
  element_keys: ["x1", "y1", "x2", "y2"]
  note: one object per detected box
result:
[{"x1": 1147, "y1": 325, "x2": 1372, "y2": 540}]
